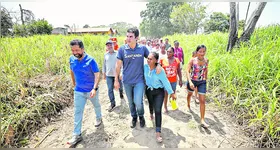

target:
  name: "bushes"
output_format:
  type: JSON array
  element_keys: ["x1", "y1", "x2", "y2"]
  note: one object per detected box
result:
[{"x1": 13, "y1": 19, "x2": 53, "y2": 37}]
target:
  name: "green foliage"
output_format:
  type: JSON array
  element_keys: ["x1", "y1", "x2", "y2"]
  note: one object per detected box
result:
[
  {"x1": 13, "y1": 19, "x2": 53, "y2": 37},
  {"x1": 204, "y1": 12, "x2": 246, "y2": 34},
  {"x1": 140, "y1": 2, "x2": 183, "y2": 38},
  {"x1": 204, "y1": 12, "x2": 230, "y2": 33},
  {"x1": 0, "y1": 34, "x2": 125, "y2": 147},
  {"x1": 1, "y1": 7, "x2": 13, "y2": 37},
  {"x1": 166, "y1": 25, "x2": 280, "y2": 147},
  {"x1": 108, "y1": 22, "x2": 136, "y2": 36},
  {"x1": 170, "y1": 2, "x2": 206, "y2": 34}
]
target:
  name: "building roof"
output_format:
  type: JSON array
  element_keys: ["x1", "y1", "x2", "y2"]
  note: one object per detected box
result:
[{"x1": 67, "y1": 27, "x2": 113, "y2": 33}]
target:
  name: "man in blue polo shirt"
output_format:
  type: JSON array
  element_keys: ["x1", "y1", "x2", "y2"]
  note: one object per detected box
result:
[
  {"x1": 114, "y1": 28, "x2": 149, "y2": 128},
  {"x1": 67, "y1": 39, "x2": 102, "y2": 146}
]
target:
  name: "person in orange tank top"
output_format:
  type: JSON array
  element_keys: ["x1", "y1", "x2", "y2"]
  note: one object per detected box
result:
[{"x1": 160, "y1": 47, "x2": 183, "y2": 113}]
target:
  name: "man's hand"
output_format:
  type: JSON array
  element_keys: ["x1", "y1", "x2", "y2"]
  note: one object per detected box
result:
[
  {"x1": 103, "y1": 74, "x2": 106, "y2": 80},
  {"x1": 90, "y1": 89, "x2": 97, "y2": 98},
  {"x1": 114, "y1": 79, "x2": 120, "y2": 90}
]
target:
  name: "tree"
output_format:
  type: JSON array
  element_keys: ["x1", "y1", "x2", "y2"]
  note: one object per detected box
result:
[
  {"x1": 1, "y1": 6, "x2": 13, "y2": 37},
  {"x1": 13, "y1": 19, "x2": 53, "y2": 36},
  {"x1": 19, "y1": 4, "x2": 35, "y2": 25},
  {"x1": 170, "y1": 2, "x2": 206, "y2": 34},
  {"x1": 140, "y1": 2, "x2": 183, "y2": 38},
  {"x1": 227, "y1": 2, "x2": 267, "y2": 51},
  {"x1": 227, "y1": 2, "x2": 238, "y2": 52},
  {"x1": 83, "y1": 24, "x2": 90, "y2": 28},
  {"x1": 108, "y1": 22, "x2": 136, "y2": 36},
  {"x1": 204, "y1": 12, "x2": 245, "y2": 34},
  {"x1": 204, "y1": 12, "x2": 229, "y2": 33},
  {"x1": 239, "y1": 2, "x2": 267, "y2": 42}
]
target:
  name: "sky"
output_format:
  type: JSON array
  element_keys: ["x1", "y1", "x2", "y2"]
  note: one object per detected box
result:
[{"x1": 2, "y1": 1, "x2": 280, "y2": 29}]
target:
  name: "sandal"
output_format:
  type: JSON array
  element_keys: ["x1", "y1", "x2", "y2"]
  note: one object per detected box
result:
[
  {"x1": 195, "y1": 98, "x2": 200, "y2": 104},
  {"x1": 150, "y1": 114, "x2": 154, "y2": 120},
  {"x1": 156, "y1": 136, "x2": 163, "y2": 143},
  {"x1": 201, "y1": 123, "x2": 210, "y2": 128}
]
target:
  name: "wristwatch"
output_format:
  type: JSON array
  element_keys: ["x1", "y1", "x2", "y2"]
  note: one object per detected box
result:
[{"x1": 94, "y1": 87, "x2": 99, "y2": 91}]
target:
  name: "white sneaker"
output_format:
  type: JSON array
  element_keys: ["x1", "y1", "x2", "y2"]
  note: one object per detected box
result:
[
  {"x1": 67, "y1": 134, "x2": 82, "y2": 145},
  {"x1": 95, "y1": 118, "x2": 102, "y2": 127}
]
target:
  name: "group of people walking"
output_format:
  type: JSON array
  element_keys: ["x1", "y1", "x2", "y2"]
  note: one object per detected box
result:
[{"x1": 67, "y1": 27, "x2": 209, "y2": 145}]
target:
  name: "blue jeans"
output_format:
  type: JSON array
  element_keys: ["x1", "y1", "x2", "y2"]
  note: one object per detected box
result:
[
  {"x1": 73, "y1": 90, "x2": 102, "y2": 136},
  {"x1": 106, "y1": 76, "x2": 123, "y2": 106},
  {"x1": 123, "y1": 82, "x2": 145, "y2": 118}
]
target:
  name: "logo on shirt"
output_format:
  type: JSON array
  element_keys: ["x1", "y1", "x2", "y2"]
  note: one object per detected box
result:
[{"x1": 124, "y1": 54, "x2": 143, "y2": 59}]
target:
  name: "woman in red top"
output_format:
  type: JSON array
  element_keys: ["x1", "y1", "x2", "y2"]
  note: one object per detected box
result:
[
  {"x1": 160, "y1": 47, "x2": 183, "y2": 113},
  {"x1": 186, "y1": 45, "x2": 209, "y2": 128}
]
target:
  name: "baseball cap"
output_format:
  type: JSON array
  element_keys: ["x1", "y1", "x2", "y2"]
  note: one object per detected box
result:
[{"x1": 105, "y1": 40, "x2": 113, "y2": 45}]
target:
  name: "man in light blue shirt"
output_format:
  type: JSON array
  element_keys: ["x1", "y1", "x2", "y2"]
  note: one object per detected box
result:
[{"x1": 102, "y1": 40, "x2": 124, "y2": 112}]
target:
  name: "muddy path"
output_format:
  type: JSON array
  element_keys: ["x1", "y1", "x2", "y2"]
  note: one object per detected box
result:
[{"x1": 27, "y1": 79, "x2": 253, "y2": 148}]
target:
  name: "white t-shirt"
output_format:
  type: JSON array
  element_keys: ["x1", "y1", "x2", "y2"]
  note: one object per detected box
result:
[{"x1": 158, "y1": 53, "x2": 167, "y2": 63}]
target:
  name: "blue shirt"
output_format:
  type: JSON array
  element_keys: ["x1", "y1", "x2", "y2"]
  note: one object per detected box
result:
[
  {"x1": 69, "y1": 53, "x2": 99, "y2": 92},
  {"x1": 117, "y1": 44, "x2": 149, "y2": 84},
  {"x1": 144, "y1": 64, "x2": 174, "y2": 94}
]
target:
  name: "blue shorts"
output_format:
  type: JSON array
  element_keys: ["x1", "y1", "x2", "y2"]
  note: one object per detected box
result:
[
  {"x1": 164, "y1": 82, "x2": 177, "y2": 93},
  {"x1": 186, "y1": 80, "x2": 207, "y2": 95},
  {"x1": 170, "y1": 82, "x2": 177, "y2": 92}
]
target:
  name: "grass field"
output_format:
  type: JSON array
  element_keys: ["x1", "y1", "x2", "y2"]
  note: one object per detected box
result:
[{"x1": 0, "y1": 26, "x2": 279, "y2": 147}]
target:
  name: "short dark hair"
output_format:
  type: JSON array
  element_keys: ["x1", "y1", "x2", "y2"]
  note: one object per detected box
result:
[
  {"x1": 168, "y1": 47, "x2": 175, "y2": 53},
  {"x1": 70, "y1": 39, "x2": 84, "y2": 49},
  {"x1": 196, "y1": 45, "x2": 207, "y2": 52},
  {"x1": 127, "y1": 28, "x2": 139, "y2": 38}
]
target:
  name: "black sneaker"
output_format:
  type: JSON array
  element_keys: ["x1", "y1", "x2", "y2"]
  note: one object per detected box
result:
[
  {"x1": 108, "y1": 104, "x2": 116, "y2": 112},
  {"x1": 131, "y1": 117, "x2": 137, "y2": 128},
  {"x1": 139, "y1": 116, "x2": 145, "y2": 128}
]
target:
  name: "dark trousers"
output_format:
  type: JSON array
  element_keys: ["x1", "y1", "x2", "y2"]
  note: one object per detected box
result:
[{"x1": 146, "y1": 87, "x2": 164, "y2": 132}]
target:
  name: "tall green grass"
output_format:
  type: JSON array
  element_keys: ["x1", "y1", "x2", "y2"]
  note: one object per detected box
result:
[
  {"x1": 1, "y1": 26, "x2": 279, "y2": 147},
  {"x1": 165, "y1": 25, "x2": 280, "y2": 147},
  {"x1": 0, "y1": 34, "x2": 124, "y2": 147}
]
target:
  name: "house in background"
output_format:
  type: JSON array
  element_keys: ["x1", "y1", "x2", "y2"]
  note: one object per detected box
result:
[
  {"x1": 67, "y1": 28, "x2": 116, "y2": 36},
  {"x1": 51, "y1": 27, "x2": 68, "y2": 35}
]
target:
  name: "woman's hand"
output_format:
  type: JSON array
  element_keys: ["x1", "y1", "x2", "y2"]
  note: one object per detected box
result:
[
  {"x1": 189, "y1": 81, "x2": 195, "y2": 90},
  {"x1": 170, "y1": 93, "x2": 177, "y2": 100}
]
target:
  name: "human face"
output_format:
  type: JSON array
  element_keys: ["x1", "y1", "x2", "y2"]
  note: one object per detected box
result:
[
  {"x1": 147, "y1": 53, "x2": 157, "y2": 67},
  {"x1": 174, "y1": 43, "x2": 179, "y2": 48},
  {"x1": 167, "y1": 48, "x2": 174, "y2": 58},
  {"x1": 71, "y1": 45, "x2": 84, "y2": 59},
  {"x1": 161, "y1": 45, "x2": 166, "y2": 52},
  {"x1": 106, "y1": 43, "x2": 113, "y2": 52},
  {"x1": 197, "y1": 47, "x2": 206, "y2": 58},
  {"x1": 126, "y1": 32, "x2": 137, "y2": 45}
]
